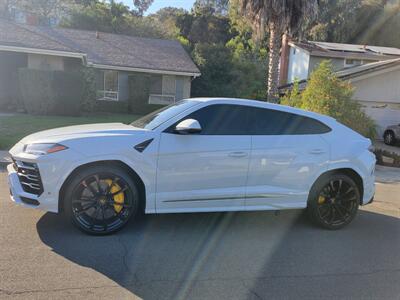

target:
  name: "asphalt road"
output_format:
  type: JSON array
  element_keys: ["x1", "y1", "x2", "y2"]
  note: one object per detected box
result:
[{"x1": 0, "y1": 170, "x2": 399, "y2": 300}]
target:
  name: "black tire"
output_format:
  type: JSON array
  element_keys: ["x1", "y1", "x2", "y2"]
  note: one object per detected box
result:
[
  {"x1": 64, "y1": 165, "x2": 139, "y2": 235},
  {"x1": 384, "y1": 131, "x2": 396, "y2": 146},
  {"x1": 307, "y1": 174, "x2": 360, "y2": 230}
]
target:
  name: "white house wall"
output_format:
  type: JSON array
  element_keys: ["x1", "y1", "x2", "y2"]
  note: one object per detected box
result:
[
  {"x1": 352, "y1": 68, "x2": 400, "y2": 103},
  {"x1": 287, "y1": 46, "x2": 310, "y2": 83},
  {"x1": 351, "y1": 68, "x2": 400, "y2": 136}
]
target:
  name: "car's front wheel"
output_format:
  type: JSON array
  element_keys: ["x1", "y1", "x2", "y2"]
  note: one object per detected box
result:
[
  {"x1": 307, "y1": 174, "x2": 360, "y2": 230},
  {"x1": 64, "y1": 165, "x2": 139, "y2": 235},
  {"x1": 384, "y1": 130, "x2": 396, "y2": 145}
]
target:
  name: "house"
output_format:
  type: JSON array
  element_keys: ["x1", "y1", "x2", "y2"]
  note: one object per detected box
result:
[
  {"x1": 0, "y1": 19, "x2": 200, "y2": 113},
  {"x1": 279, "y1": 38, "x2": 400, "y2": 137}
]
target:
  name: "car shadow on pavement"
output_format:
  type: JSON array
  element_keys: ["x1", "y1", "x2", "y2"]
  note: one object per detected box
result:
[{"x1": 36, "y1": 209, "x2": 400, "y2": 300}]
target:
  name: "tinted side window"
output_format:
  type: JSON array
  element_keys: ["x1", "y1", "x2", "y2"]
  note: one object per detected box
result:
[
  {"x1": 292, "y1": 115, "x2": 331, "y2": 134},
  {"x1": 248, "y1": 107, "x2": 331, "y2": 135},
  {"x1": 168, "y1": 104, "x2": 249, "y2": 135}
]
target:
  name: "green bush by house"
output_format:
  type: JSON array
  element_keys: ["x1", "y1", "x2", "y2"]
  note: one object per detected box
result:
[
  {"x1": 128, "y1": 74, "x2": 165, "y2": 114},
  {"x1": 281, "y1": 61, "x2": 377, "y2": 139},
  {"x1": 18, "y1": 68, "x2": 83, "y2": 116}
]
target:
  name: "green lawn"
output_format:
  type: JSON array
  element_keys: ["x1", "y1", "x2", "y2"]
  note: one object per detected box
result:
[{"x1": 0, "y1": 113, "x2": 142, "y2": 150}]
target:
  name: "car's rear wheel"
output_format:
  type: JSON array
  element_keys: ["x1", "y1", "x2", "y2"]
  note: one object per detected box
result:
[
  {"x1": 307, "y1": 174, "x2": 360, "y2": 230},
  {"x1": 64, "y1": 165, "x2": 139, "y2": 235},
  {"x1": 384, "y1": 131, "x2": 396, "y2": 145}
]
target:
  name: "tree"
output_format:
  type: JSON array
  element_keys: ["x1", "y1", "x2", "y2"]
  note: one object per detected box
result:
[
  {"x1": 149, "y1": 7, "x2": 187, "y2": 38},
  {"x1": 228, "y1": 0, "x2": 267, "y2": 60},
  {"x1": 281, "y1": 61, "x2": 376, "y2": 138},
  {"x1": 193, "y1": 0, "x2": 229, "y2": 16},
  {"x1": 191, "y1": 43, "x2": 266, "y2": 99},
  {"x1": 11, "y1": 0, "x2": 76, "y2": 20},
  {"x1": 352, "y1": 0, "x2": 400, "y2": 47},
  {"x1": 176, "y1": 9, "x2": 233, "y2": 46},
  {"x1": 239, "y1": 0, "x2": 319, "y2": 102},
  {"x1": 307, "y1": 0, "x2": 400, "y2": 48},
  {"x1": 191, "y1": 43, "x2": 236, "y2": 97},
  {"x1": 61, "y1": 1, "x2": 164, "y2": 37},
  {"x1": 307, "y1": 0, "x2": 362, "y2": 42},
  {"x1": 132, "y1": 0, "x2": 153, "y2": 16}
]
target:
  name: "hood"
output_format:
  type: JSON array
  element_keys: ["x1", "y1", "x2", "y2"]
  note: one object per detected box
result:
[{"x1": 20, "y1": 123, "x2": 147, "y2": 144}]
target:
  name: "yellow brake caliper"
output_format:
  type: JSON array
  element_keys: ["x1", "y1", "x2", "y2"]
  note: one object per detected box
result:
[
  {"x1": 318, "y1": 195, "x2": 325, "y2": 204},
  {"x1": 105, "y1": 179, "x2": 125, "y2": 213}
]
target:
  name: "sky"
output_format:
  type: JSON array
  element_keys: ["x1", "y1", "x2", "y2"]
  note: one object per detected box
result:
[{"x1": 121, "y1": 0, "x2": 196, "y2": 15}]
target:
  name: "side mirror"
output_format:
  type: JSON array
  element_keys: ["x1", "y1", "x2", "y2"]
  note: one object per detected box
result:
[{"x1": 174, "y1": 119, "x2": 202, "y2": 134}]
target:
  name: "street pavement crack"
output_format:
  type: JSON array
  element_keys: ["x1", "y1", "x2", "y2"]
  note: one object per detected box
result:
[
  {"x1": 116, "y1": 235, "x2": 139, "y2": 283},
  {"x1": 242, "y1": 280, "x2": 264, "y2": 300}
]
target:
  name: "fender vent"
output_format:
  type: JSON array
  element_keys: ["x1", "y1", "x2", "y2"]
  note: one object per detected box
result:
[{"x1": 134, "y1": 139, "x2": 154, "y2": 153}]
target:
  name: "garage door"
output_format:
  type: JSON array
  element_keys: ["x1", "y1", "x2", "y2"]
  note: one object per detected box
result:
[{"x1": 361, "y1": 101, "x2": 400, "y2": 138}]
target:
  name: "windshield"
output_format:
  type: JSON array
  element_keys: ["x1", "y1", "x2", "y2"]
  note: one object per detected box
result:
[{"x1": 131, "y1": 100, "x2": 199, "y2": 130}]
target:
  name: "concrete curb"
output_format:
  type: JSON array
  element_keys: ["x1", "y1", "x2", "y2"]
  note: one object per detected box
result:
[{"x1": 375, "y1": 165, "x2": 400, "y2": 184}]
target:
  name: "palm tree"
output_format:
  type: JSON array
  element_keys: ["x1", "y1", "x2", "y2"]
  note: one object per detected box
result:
[{"x1": 240, "y1": 0, "x2": 319, "y2": 102}]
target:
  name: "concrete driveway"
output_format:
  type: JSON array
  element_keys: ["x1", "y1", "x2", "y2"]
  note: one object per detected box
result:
[{"x1": 0, "y1": 170, "x2": 399, "y2": 300}]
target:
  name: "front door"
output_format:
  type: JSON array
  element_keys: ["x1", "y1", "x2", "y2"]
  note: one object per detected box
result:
[{"x1": 155, "y1": 104, "x2": 251, "y2": 213}]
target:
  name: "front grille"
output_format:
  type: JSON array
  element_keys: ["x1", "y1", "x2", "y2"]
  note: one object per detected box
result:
[{"x1": 13, "y1": 159, "x2": 44, "y2": 196}]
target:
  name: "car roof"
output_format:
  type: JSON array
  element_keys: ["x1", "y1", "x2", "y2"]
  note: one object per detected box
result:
[{"x1": 188, "y1": 97, "x2": 336, "y2": 125}]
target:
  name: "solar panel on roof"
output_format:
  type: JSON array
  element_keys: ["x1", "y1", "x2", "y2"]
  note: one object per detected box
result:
[
  {"x1": 366, "y1": 46, "x2": 400, "y2": 56},
  {"x1": 311, "y1": 41, "x2": 366, "y2": 53}
]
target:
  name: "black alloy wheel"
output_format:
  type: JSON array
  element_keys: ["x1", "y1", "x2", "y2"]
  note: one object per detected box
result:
[
  {"x1": 64, "y1": 166, "x2": 139, "y2": 235},
  {"x1": 308, "y1": 174, "x2": 360, "y2": 230},
  {"x1": 384, "y1": 131, "x2": 395, "y2": 146}
]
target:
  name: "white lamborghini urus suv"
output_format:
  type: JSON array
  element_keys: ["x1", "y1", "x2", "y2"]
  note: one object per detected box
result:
[{"x1": 7, "y1": 98, "x2": 376, "y2": 234}]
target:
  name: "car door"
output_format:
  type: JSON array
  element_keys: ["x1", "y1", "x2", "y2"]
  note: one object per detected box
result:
[
  {"x1": 156, "y1": 104, "x2": 251, "y2": 213},
  {"x1": 245, "y1": 107, "x2": 330, "y2": 210}
]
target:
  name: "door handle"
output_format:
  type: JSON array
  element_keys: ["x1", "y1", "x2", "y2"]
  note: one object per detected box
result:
[
  {"x1": 309, "y1": 149, "x2": 326, "y2": 155},
  {"x1": 228, "y1": 151, "x2": 248, "y2": 158}
]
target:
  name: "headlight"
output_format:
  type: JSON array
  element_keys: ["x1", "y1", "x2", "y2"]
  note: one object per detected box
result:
[{"x1": 23, "y1": 143, "x2": 68, "y2": 155}]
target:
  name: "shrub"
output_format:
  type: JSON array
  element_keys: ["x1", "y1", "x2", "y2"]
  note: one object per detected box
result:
[
  {"x1": 52, "y1": 71, "x2": 83, "y2": 115},
  {"x1": 18, "y1": 68, "x2": 83, "y2": 116},
  {"x1": 127, "y1": 74, "x2": 164, "y2": 114},
  {"x1": 80, "y1": 67, "x2": 97, "y2": 112},
  {"x1": 281, "y1": 61, "x2": 377, "y2": 138},
  {"x1": 18, "y1": 69, "x2": 54, "y2": 115},
  {"x1": 191, "y1": 43, "x2": 266, "y2": 99},
  {"x1": 128, "y1": 73, "x2": 151, "y2": 111}
]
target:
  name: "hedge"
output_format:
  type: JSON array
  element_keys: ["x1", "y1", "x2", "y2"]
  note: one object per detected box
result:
[
  {"x1": 18, "y1": 68, "x2": 83, "y2": 116},
  {"x1": 128, "y1": 74, "x2": 166, "y2": 114}
]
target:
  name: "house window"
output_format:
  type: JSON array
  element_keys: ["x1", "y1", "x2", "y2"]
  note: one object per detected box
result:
[
  {"x1": 344, "y1": 59, "x2": 361, "y2": 67},
  {"x1": 97, "y1": 70, "x2": 119, "y2": 101},
  {"x1": 148, "y1": 75, "x2": 176, "y2": 105}
]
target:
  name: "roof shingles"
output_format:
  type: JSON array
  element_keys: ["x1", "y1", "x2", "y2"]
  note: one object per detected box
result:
[{"x1": 0, "y1": 19, "x2": 200, "y2": 75}]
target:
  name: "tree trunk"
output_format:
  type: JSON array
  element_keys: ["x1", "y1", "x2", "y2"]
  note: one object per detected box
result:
[{"x1": 267, "y1": 22, "x2": 282, "y2": 103}]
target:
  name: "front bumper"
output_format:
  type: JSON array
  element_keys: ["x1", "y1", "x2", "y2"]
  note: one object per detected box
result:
[
  {"x1": 7, "y1": 162, "x2": 59, "y2": 213},
  {"x1": 7, "y1": 163, "x2": 41, "y2": 208}
]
